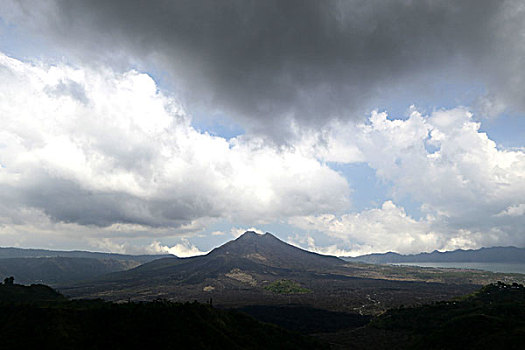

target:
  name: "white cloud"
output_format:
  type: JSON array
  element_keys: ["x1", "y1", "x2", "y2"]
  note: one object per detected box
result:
[
  {"x1": 89, "y1": 238, "x2": 128, "y2": 254},
  {"x1": 496, "y1": 204, "x2": 525, "y2": 217},
  {"x1": 291, "y1": 107, "x2": 525, "y2": 253},
  {"x1": 1, "y1": 51, "x2": 523, "y2": 254},
  {"x1": 287, "y1": 234, "x2": 354, "y2": 257},
  {"x1": 0, "y1": 52, "x2": 350, "y2": 246},
  {"x1": 290, "y1": 201, "x2": 442, "y2": 255},
  {"x1": 230, "y1": 227, "x2": 264, "y2": 238},
  {"x1": 290, "y1": 200, "x2": 512, "y2": 255},
  {"x1": 148, "y1": 239, "x2": 207, "y2": 258},
  {"x1": 356, "y1": 108, "x2": 525, "y2": 227},
  {"x1": 211, "y1": 230, "x2": 226, "y2": 236}
]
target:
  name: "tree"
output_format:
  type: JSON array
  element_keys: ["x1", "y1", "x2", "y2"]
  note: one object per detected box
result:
[{"x1": 4, "y1": 276, "x2": 14, "y2": 285}]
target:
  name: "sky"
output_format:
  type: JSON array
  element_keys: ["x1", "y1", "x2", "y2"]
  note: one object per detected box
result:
[{"x1": 0, "y1": 0, "x2": 524, "y2": 257}]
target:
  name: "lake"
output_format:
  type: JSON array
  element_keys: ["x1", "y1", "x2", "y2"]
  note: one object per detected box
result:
[{"x1": 392, "y1": 262, "x2": 525, "y2": 274}]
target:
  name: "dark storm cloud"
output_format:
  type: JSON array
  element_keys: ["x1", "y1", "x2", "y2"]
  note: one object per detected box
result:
[
  {"x1": 1, "y1": 177, "x2": 208, "y2": 228},
  {"x1": 4, "y1": 0, "x2": 524, "y2": 133}
]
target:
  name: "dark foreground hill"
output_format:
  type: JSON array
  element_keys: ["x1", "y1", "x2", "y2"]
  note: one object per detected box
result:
[
  {"x1": 345, "y1": 246, "x2": 525, "y2": 264},
  {"x1": 0, "y1": 282, "x2": 66, "y2": 304},
  {"x1": 4, "y1": 280, "x2": 523, "y2": 350},
  {"x1": 317, "y1": 282, "x2": 525, "y2": 349},
  {"x1": 0, "y1": 247, "x2": 173, "y2": 285},
  {"x1": 0, "y1": 283, "x2": 325, "y2": 350}
]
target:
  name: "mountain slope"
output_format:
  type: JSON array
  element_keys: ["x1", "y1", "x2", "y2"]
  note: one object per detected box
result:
[
  {"x1": 0, "y1": 247, "x2": 172, "y2": 263},
  {"x1": 0, "y1": 247, "x2": 174, "y2": 285},
  {"x1": 61, "y1": 231, "x2": 353, "y2": 302},
  {"x1": 208, "y1": 231, "x2": 344, "y2": 269},
  {"x1": 0, "y1": 283, "x2": 325, "y2": 350},
  {"x1": 80, "y1": 231, "x2": 345, "y2": 285},
  {"x1": 61, "y1": 232, "x2": 481, "y2": 313},
  {"x1": 316, "y1": 282, "x2": 525, "y2": 349},
  {"x1": 0, "y1": 257, "x2": 141, "y2": 285},
  {"x1": 344, "y1": 246, "x2": 525, "y2": 264}
]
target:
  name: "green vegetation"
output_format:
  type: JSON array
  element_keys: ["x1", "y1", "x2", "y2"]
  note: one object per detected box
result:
[
  {"x1": 264, "y1": 279, "x2": 311, "y2": 294},
  {"x1": 0, "y1": 277, "x2": 67, "y2": 304},
  {"x1": 370, "y1": 282, "x2": 525, "y2": 349},
  {"x1": 346, "y1": 261, "x2": 525, "y2": 285},
  {"x1": 238, "y1": 305, "x2": 370, "y2": 334},
  {"x1": 0, "y1": 281, "x2": 325, "y2": 349},
  {"x1": 0, "y1": 256, "x2": 144, "y2": 285}
]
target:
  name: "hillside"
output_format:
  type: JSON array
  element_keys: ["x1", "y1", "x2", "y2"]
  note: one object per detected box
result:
[
  {"x1": 83, "y1": 231, "x2": 346, "y2": 284},
  {"x1": 0, "y1": 257, "x2": 142, "y2": 285},
  {"x1": 62, "y1": 231, "x2": 350, "y2": 302},
  {"x1": 0, "y1": 283, "x2": 324, "y2": 350},
  {"x1": 208, "y1": 231, "x2": 344, "y2": 269},
  {"x1": 0, "y1": 246, "x2": 172, "y2": 262},
  {"x1": 318, "y1": 282, "x2": 525, "y2": 349},
  {"x1": 0, "y1": 247, "x2": 173, "y2": 285},
  {"x1": 0, "y1": 282, "x2": 67, "y2": 304},
  {"x1": 61, "y1": 231, "x2": 487, "y2": 314},
  {"x1": 344, "y1": 246, "x2": 525, "y2": 264}
]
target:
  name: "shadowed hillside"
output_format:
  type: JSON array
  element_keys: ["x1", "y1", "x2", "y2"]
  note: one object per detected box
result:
[
  {"x1": 0, "y1": 257, "x2": 140, "y2": 285},
  {"x1": 208, "y1": 231, "x2": 344, "y2": 269},
  {"x1": 0, "y1": 281, "x2": 66, "y2": 304},
  {"x1": 0, "y1": 247, "x2": 173, "y2": 285},
  {"x1": 317, "y1": 282, "x2": 525, "y2": 349},
  {"x1": 0, "y1": 282, "x2": 325, "y2": 350},
  {"x1": 66, "y1": 231, "x2": 346, "y2": 290}
]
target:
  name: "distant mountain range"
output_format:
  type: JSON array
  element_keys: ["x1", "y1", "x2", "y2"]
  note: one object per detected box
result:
[
  {"x1": 0, "y1": 247, "x2": 172, "y2": 285},
  {"x1": 343, "y1": 246, "x2": 525, "y2": 264},
  {"x1": 0, "y1": 247, "x2": 172, "y2": 262}
]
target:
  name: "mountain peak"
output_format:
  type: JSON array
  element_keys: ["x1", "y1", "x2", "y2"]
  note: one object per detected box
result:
[
  {"x1": 236, "y1": 231, "x2": 276, "y2": 241},
  {"x1": 207, "y1": 231, "x2": 343, "y2": 269},
  {"x1": 67, "y1": 231, "x2": 346, "y2": 299},
  {"x1": 236, "y1": 231, "x2": 261, "y2": 239}
]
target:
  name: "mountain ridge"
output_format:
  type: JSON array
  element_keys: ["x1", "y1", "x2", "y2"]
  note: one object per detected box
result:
[
  {"x1": 343, "y1": 246, "x2": 525, "y2": 264},
  {"x1": 0, "y1": 247, "x2": 173, "y2": 262},
  {"x1": 0, "y1": 247, "x2": 174, "y2": 285}
]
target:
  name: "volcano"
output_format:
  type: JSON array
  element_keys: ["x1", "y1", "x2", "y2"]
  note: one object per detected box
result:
[
  {"x1": 61, "y1": 232, "x2": 345, "y2": 300},
  {"x1": 61, "y1": 232, "x2": 477, "y2": 312}
]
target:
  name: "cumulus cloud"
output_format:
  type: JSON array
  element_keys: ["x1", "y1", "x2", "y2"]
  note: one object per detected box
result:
[
  {"x1": 148, "y1": 239, "x2": 207, "y2": 258},
  {"x1": 291, "y1": 107, "x2": 525, "y2": 253},
  {"x1": 496, "y1": 204, "x2": 525, "y2": 217},
  {"x1": 2, "y1": 0, "x2": 525, "y2": 137},
  {"x1": 230, "y1": 227, "x2": 264, "y2": 238},
  {"x1": 290, "y1": 201, "x2": 442, "y2": 255},
  {"x1": 287, "y1": 234, "x2": 354, "y2": 257},
  {"x1": 0, "y1": 53, "x2": 350, "y2": 244},
  {"x1": 210, "y1": 231, "x2": 226, "y2": 236},
  {"x1": 1, "y1": 51, "x2": 522, "y2": 253},
  {"x1": 356, "y1": 108, "x2": 525, "y2": 231}
]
